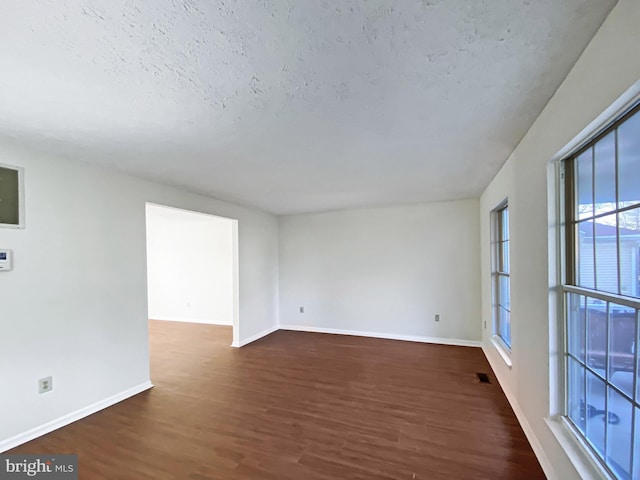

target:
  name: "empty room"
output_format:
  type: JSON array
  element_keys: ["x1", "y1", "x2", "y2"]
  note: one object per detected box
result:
[{"x1": 1, "y1": 1, "x2": 639, "y2": 479}]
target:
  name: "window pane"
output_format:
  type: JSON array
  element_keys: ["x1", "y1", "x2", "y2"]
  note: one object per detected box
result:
[
  {"x1": 594, "y1": 132, "x2": 617, "y2": 215},
  {"x1": 567, "y1": 293, "x2": 586, "y2": 362},
  {"x1": 501, "y1": 240, "x2": 510, "y2": 273},
  {"x1": 502, "y1": 208, "x2": 509, "y2": 240},
  {"x1": 499, "y1": 275, "x2": 510, "y2": 311},
  {"x1": 618, "y1": 208, "x2": 640, "y2": 298},
  {"x1": 606, "y1": 388, "x2": 632, "y2": 480},
  {"x1": 608, "y1": 303, "x2": 636, "y2": 398},
  {"x1": 499, "y1": 306, "x2": 511, "y2": 348},
  {"x1": 586, "y1": 370, "x2": 606, "y2": 457},
  {"x1": 577, "y1": 148, "x2": 594, "y2": 220},
  {"x1": 577, "y1": 221, "x2": 595, "y2": 289},
  {"x1": 568, "y1": 358, "x2": 586, "y2": 434},
  {"x1": 594, "y1": 214, "x2": 619, "y2": 294},
  {"x1": 586, "y1": 300, "x2": 607, "y2": 372},
  {"x1": 618, "y1": 111, "x2": 640, "y2": 210}
]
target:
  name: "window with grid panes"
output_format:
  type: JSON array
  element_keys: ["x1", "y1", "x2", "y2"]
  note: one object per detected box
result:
[
  {"x1": 563, "y1": 104, "x2": 640, "y2": 480},
  {"x1": 492, "y1": 202, "x2": 511, "y2": 349}
]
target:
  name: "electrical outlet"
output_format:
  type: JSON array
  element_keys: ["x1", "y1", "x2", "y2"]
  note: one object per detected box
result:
[
  {"x1": 299, "y1": 306, "x2": 304, "y2": 313},
  {"x1": 435, "y1": 314, "x2": 440, "y2": 322},
  {"x1": 39, "y1": 376, "x2": 53, "y2": 394}
]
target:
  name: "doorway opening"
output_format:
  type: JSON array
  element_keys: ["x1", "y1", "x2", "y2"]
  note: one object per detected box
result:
[{"x1": 145, "y1": 203, "x2": 239, "y2": 346}]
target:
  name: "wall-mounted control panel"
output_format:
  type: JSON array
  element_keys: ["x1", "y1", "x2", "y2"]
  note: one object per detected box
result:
[{"x1": 0, "y1": 249, "x2": 13, "y2": 271}]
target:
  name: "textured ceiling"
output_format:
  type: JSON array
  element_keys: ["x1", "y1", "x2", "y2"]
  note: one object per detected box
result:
[{"x1": 0, "y1": 0, "x2": 617, "y2": 214}]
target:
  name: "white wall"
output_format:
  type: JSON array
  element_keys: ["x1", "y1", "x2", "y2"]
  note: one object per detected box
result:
[
  {"x1": 146, "y1": 204, "x2": 234, "y2": 326},
  {"x1": 480, "y1": 1, "x2": 640, "y2": 479},
  {"x1": 279, "y1": 199, "x2": 481, "y2": 344},
  {"x1": 0, "y1": 143, "x2": 279, "y2": 450}
]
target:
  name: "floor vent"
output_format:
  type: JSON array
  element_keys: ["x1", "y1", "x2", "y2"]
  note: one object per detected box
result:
[{"x1": 476, "y1": 372, "x2": 491, "y2": 384}]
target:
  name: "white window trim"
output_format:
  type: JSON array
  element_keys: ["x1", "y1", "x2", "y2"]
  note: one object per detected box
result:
[
  {"x1": 546, "y1": 416, "x2": 616, "y2": 480},
  {"x1": 548, "y1": 79, "x2": 640, "y2": 480},
  {"x1": 491, "y1": 335, "x2": 513, "y2": 368}
]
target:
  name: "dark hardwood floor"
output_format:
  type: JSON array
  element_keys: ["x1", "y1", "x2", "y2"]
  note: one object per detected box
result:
[{"x1": 9, "y1": 321, "x2": 546, "y2": 479}]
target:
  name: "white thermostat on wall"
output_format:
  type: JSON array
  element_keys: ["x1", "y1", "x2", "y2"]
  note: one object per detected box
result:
[{"x1": 0, "y1": 249, "x2": 12, "y2": 271}]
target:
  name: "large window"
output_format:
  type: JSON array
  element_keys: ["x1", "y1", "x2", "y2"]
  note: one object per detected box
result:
[
  {"x1": 563, "y1": 104, "x2": 640, "y2": 480},
  {"x1": 492, "y1": 202, "x2": 511, "y2": 350}
]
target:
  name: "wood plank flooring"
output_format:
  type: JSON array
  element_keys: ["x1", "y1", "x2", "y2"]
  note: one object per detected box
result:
[{"x1": 9, "y1": 321, "x2": 546, "y2": 479}]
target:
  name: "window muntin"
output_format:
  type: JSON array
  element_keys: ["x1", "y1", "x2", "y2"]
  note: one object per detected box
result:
[
  {"x1": 493, "y1": 203, "x2": 511, "y2": 349},
  {"x1": 564, "y1": 104, "x2": 640, "y2": 480}
]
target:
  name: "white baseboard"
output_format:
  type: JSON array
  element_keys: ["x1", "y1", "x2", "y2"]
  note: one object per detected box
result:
[
  {"x1": 482, "y1": 345, "x2": 556, "y2": 480},
  {"x1": 279, "y1": 324, "x2": 482, "y2": 348},
  {"x1": 0, "y1": 381, "x2": 154, "y2": 453},
  {"x1": 150, "y1": 316, "x2": 232, "y2": 326},
  {"x1": 231, "y1": 325, "x2": 279, "y2": 348}
]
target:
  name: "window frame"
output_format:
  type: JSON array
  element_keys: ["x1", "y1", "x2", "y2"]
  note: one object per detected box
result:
[
  {"x1": 559, "y1": 101, "x2": 640, "y2": 480},
  {"x1": 491, "y1": 199, "x2": 512, "y2": 363}
]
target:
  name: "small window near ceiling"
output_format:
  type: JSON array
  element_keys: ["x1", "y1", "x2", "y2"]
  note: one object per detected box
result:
[
  {"x1": 0, "y1": 164, "x2": 24, "y2": 228},
  {"x1": 492, "y1": 201, "x2": 511, "y2": 352}
]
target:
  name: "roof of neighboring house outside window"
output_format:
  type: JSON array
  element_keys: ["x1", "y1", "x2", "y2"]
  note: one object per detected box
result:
[{"x1": 579, "y1": 221, "x2": 640, "y2": 238}]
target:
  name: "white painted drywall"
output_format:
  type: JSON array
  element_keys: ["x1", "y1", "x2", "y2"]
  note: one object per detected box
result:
[
  {"x1": 278, "y1": 199, "x2": 481, "y2": 343},
  {"x1": 0, "y1": 144, "x2": 278, "y2": 448},
  {"x1": 480, "y1": 1, "x2": 640, "y2": 479},
  {"x1": 146, "y1": 204, "x2": 234, "y2": 326}
]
